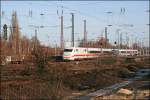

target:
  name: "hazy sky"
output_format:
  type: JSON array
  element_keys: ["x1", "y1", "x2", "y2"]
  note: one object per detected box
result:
[{"x1": 1, "y1": 1, "x2": 149, "y2": 47}]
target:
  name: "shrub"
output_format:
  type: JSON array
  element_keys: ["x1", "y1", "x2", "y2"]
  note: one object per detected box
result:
[{"x1": 31, "y1": 46, "x2": 48, "y2": 74}]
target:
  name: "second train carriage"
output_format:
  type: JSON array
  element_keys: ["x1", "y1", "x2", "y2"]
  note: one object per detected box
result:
[{"x1": 113, "y1": 49, "x2": 138, "y2": 56}]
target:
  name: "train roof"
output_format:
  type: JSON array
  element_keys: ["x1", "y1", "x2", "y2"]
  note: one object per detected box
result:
[
  {"x1": 117, "y1": 49, "x2": 138, "y2": 51},
  {"x1": 64, "y1": 47, "x2": 138, "y2": 51},
  {"x1": 64, "y1": 47, "x2": 113, "y2": 51}
]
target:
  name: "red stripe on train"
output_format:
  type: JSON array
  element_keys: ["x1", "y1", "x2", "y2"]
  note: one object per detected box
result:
[{"x1": 64, "y1": 54, "x2": 97, "y2": 58}]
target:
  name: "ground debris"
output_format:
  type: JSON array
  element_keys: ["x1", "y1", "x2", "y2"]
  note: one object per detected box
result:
[{"x1": 117, "y1": 88, "x2": 133, "y2": 95}]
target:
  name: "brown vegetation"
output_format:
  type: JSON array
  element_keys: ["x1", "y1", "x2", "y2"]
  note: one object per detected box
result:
[{"x1": 1, "y1": 55, "x2": 149, "y2": 99}]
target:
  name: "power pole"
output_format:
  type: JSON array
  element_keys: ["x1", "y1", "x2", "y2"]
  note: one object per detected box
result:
[
  {"x1": 135, "y1": 37, "x2": 137, "y2": 49},
  {"x1": 126, "y1": 32, "x2": 129, "y2": 49},
  {"x1": 105, "y1": 27, "x2": 107, "y2": 48},
  {"x1": 0, "y1": 33, "x2": 1, "y2": 64},
  {"x1": 60, "y1": 15, "x2": 64, "y2": 49},
  {"x1": 35, "y1": 29, "x2": 37, "y2": 49},
  {"x1": 57, "y1": 7, "x2": 64, "y2": 49},
  {"x1": 116, "y1": 29, "x2": 120, "y2": 49},
  {"x1": 71, "y1": 13, "x2": 74, "y2": 47},
  {"x1": 120, "y1": 32, "x2": 122, "y2": 49},
  {"x1": 83, "y1": 20, "x2": 87, "y2": 47},
  {"x1": 131, "y1": 35, "x2": 133, "y2": 49}
]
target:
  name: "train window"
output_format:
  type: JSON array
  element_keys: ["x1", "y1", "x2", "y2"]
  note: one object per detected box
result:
[
  {"x1": 127, "y1": 51, "x2": 130, "y2": 53},
  {"x1": 103, "y1": 51, "x2": 110, "y2": 53},
  {"x1": 64, "y1": 49, "x2": 73, "y2": 52},
  {"x1": 76, "y1": 49, "x2": 78, "y2": 52},
  {"x1": 89, "y1": 51, "x2": 101, "y2": 53},
  {"x1": 121, "y1": 51, "x2": 126, "y2": 53}
]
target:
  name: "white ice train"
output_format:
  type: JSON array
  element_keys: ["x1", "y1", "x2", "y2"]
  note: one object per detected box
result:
[{"x1": 63, "y1": 47, "x2": 138, "y2": 60}]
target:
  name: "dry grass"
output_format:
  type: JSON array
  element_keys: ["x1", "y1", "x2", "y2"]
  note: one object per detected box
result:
[{"x1": 1, "y1": 55, "x2": 149, "y2": 99}]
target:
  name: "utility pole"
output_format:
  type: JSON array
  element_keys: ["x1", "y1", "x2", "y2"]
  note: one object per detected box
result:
[
  {"x1": 120, "y1": 32, "x2": 122, "y2": 49},
  {"x1": 54, "y1": 41, "x2": 57, "y2": 56},
  {"x1": 138, "y1": 40, "x2": 141, "y2": 56},
  {"x1": 83, "y1": 20, "x2": 87, "y2": 47},
  {"x1": 0, "y1": 33, "x2": 1, "y2": 64},
  {"x1": 116, "y1": 29, "x2": 120, "y2": 49},
  {"x1": 57, "y1": 7, "x2": 64, "y2": 50},
  {"x1": 139, "y1": 39, "x2": 142, "y2": 56},
  {"x1": 135, "y1": 37, "x2": 137, "y2": 49},
  {"x1": 60, "y1": 15, "x2": 64, "y2": 49},
  {"x1": 140, "y1": 39, "x2": 143, "y2": 55},
  {"x1": 131, "y1": 35, "x2": 133, "y2": 49},
  {"x1": 142, "y1": 39, "x2": 145, "y2": 56},
  {"x1": 105, "y1": 27, "x2": 107, "y2": 48},
  {"x1": 71, "y1": 13, "x2": 74, "y2": 47},
  {"x1": 126, "y1": 32, "x2": 129, "y2": 48},
  {"x1": 34, "y1": 29, "x2": 37, "y2": 49}
]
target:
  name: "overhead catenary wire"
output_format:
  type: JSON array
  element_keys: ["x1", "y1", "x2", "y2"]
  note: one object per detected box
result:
[{"x1": 1, "y1": 2, "x2": 149, "y2": 48}]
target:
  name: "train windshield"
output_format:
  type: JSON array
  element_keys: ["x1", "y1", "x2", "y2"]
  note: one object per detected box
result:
[{"x1": 64, "y1": 49, "x2": 73, "y2": 52}]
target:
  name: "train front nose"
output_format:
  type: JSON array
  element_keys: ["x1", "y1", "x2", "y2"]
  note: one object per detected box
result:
[
  {"x1": 63, "y1": 48, "x2": 73, "y2": 60},
  {"x1": 63, "y1": 52, "x2": 72, "y2": 60}
]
